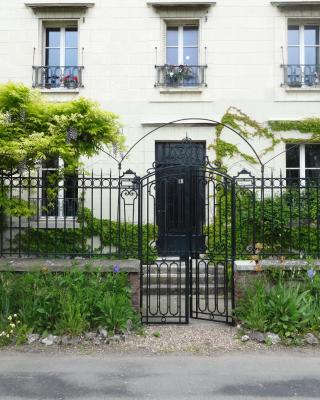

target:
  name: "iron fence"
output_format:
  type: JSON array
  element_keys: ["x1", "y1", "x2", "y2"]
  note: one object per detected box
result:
[{"x1": 1, "y1": 169, "x2": 320, "y2": 260}]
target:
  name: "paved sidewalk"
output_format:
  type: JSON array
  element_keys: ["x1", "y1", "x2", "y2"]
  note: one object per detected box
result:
[{"x1": 0, "y1": 351, "x2": 319, "y2": 399}]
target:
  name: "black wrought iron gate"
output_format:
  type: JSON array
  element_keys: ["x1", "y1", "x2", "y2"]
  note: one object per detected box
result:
[{"x1": 139, "y1": 139, "x2": 235, "y2": 324}]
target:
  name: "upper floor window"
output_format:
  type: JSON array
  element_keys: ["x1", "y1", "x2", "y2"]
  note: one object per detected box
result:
[
  {"x1": 283, "y1": 24, "x2": 320, "y2": 87},
  {"x1": 33, "y1": 23, "x2": 83, "y2": 89},
  {"x1": 155, "y1": 22, "x2": 207, "y2": 88},
  {"x1": 286, "y1": 143, "x2": 320, "y2": 181}
]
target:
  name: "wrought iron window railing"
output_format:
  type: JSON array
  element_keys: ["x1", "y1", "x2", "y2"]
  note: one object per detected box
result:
[
  {"x1": 155, "y1": 65, "x2": 207, "y2": 88},
  {"x1": 282, "y1": 64, "x2": 320, "y2": 88},
  {"x1": 32, "y1": 66, "x2": 84, "y2": 89}
]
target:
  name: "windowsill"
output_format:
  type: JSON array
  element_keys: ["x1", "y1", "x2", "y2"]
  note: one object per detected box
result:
[
  {"x1": 39, "y1": 88, "x2": 80, "y2": 93},
  {"x1": 159, "y1": 86, "x2": 204, "y2": 93},
  {"x1": 284, "y1": 86, "x2": 320, "y2": 92}
]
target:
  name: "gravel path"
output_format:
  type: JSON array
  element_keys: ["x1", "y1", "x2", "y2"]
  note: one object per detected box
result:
[{"x1": 2, "y1": 320, "x2": 320, "y2": 356}]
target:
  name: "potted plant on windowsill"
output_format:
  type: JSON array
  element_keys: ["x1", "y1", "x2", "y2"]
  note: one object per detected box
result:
[
  {"x1": 62, "y1": 75, "x2": 79, "y2": 89},
  {"x1": 164, "y1": 64, "x2": 194, "y2": 86}
]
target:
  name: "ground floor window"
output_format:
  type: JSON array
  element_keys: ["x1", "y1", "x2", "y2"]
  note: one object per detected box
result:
[
  {"x1": 41, "y1": 156, "x2": 78, "y2": 217},
  {"x1": 286, "y1": 143, "x2": 320, "y2": 180}
]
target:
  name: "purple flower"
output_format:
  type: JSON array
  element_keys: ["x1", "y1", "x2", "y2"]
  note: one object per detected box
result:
[
  {"x1": 307, "y1": 269, "x2": 316, "y2": 280},
  {"x1": 113, "y1": 265, "x2": 120, "y2": 273}
]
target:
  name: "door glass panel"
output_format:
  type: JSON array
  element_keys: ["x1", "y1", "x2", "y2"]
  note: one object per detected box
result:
[
  {"x1": 183, "y1": 47, "x2": 198, "y2": 65},
  {"x1": 183, "y1": 26, "x2": 198, "y2": 46},
  {"x1": 167, "y1": 27, "x2": 178, "y2": 46},
  {"x1": 288, "y1": 26, "x2": 299, "y2": 46},
  {"x1": 304, "y1": 26, "x2": 319, "y2": 46},
  {"x1": 288, "y1": 47, "x2": 300, "y2": 64},
  {"x1": 46, "y1": 29, "x2": 60, "y2": 47},
  {"x1": 306, "y1": 144, "x2": 320, "y2": 168},
  {"x1": 65, "y1": 48, "x2": 78, "y2": 66},
  {"x1": 166, "y1": 48, "x2": 178, "y2": 65},
  {"x1": 65, "y1": 28, "x2": 78, "y2": 47},
  {"x1": 46, "y1": 49, "x2": 60, "y2": 66},
  {"x1": 305, "y1": 47, "x2": 318, "y2": 64}
]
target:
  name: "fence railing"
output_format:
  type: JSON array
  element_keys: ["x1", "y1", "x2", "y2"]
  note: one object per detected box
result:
[
  {"x1": 155, "y1": 65, "x2": 207, "y2": 88},
  {"x1": 282, "y1": 64, "x2": 320, "y2": 88},
  {"x1": 32, "y1": 66, "x2": 84, "y2": 89},
  {"x1": 1, "y1": 170, "x2": 320, "y2": 259}
]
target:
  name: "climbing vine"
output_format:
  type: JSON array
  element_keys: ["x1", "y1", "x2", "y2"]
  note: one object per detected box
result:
[
  {"x1": 210, "y1": 107, "x2": 280, "y2": 170},
  {"x1": 269, "y1": 118, "x2": 320, "y2": 139}
]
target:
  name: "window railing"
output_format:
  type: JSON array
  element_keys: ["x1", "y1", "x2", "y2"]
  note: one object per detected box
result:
[
  {"x1": 155, "y1": 65, "x2": 207, "y2": 88},
  {"x1": 32, "y1": 66, "x2": 84, "y2": 89},
  {"x1": 282, "y1": 64, "x2": 320, "y2": 88}
]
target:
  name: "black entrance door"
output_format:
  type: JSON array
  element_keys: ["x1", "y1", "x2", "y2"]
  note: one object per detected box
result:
[{"x1": 155, "y1": 140, "x2": 206, "y2": 256}]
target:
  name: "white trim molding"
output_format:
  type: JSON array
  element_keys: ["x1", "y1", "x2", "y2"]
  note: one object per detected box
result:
[
  {"x1": 25, "y1": 1, "x2": 94, "y2": 8},
  {"x1": 271, "y1": 1, "x2": 320, "y2": 6},
  {"x1": 147, "y1": 1, "x2": 215, "y2": 6}
]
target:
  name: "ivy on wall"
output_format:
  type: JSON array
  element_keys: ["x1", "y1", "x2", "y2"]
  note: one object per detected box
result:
[
  {"x1": 269, "y1": 119, "x2": 320, "y2": 139},
  {"x1": 210, "y1": 107, "x2": 280, "y2": 170}
]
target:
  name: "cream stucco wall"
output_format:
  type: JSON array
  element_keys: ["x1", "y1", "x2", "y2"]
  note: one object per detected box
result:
[{"x1": 1, "y1": 0, "x2": 320, "y2": 178}]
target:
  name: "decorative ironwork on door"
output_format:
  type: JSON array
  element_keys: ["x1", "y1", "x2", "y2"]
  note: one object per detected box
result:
[{"x1": 139, "y1": 138, "x2": 235, "y2": 324}]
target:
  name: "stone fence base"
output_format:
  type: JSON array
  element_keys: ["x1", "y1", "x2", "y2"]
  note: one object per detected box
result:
[{"x1": 0, "y1": 258, "x2": 140, "y2": 311}]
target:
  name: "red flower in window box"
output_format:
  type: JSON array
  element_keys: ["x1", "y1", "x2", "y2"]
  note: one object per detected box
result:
[{"x1": 63, "y1": 74, "x2": 79, "y2": 89}]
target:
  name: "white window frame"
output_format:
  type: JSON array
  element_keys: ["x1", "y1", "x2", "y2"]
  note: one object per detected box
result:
[
  {"x1": 286, "y1": 143, "x2": 320, "y2": 179},
  {"x1": 165, "y1": 21, "x2": 199, "y2": 65},
  {"x1": 42, "y1": 22, "x2": 79, "y2": 68},
  {"x1": 288, "y1": 23, "x2": 320, "y2": 65},
  {"x1": 40, "y1": 157, "x2": 78, "y2": 219}
]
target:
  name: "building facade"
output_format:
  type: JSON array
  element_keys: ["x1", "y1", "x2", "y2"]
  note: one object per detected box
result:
[{"x1": 1, "y1": 0, "x2": 320, "y2": 178}]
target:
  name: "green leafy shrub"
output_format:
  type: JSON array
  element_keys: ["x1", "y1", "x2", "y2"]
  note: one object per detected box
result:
[
  {"x1": 0, "y1": 267, "x2": 140, "y2": 343},
  {"x1": 235, "y1": 267, "x2": 320, "y2": 340}
]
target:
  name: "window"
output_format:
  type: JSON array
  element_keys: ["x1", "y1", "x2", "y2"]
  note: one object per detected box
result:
[
  {"x1": 41, "y1": 156, "x2": 78, "y2": 217},
  {"x1": 155, "y1": 22, "x2": 206, "y2": 87},
  {"x1": 286, "y1": 24, "x2": 320, "y2": 87},
  {"x1": 286, "y1": 144, "x2": 320, "y2": 181},
  {"x1": 34, "y1": 23, "x2": 82, "y2": 89},
  {"x1": 166, "y1": 25, "x2": 199, "y2": 66}
]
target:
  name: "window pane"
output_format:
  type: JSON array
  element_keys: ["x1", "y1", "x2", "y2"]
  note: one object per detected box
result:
[
  {"x1": 306, "y1": 169, "x2": 320, "y2": 180},
  {"x1": 305, "y1": 47, "x2": 318, "y2": 64},
  {"x1": 288, "y1": 47, "x2": 300, "y2": 64},
  {"x1": 46, "y1": 28, "x2": 60, "y2": 47},
  {"x1": 167, "y1": 27, "x2": 178, "y2": 46},
  {"x1": 183, "y1": 47, "x2": 198, "y2": 65},
  {"x1": 183, "y1": 26, "x2": 198, "y2": 46},
  {"x1": 286, "y1": 169, "x2": 300, "y2": 186},
  {"x1": 65, "y1": 48, "x2": 78, "y2": 66},
  {"x1": 65, "y1": 28, "x2": 78, "y2": 47},
  {"x1": 166, "y1": 47, "x2": 178, "y2": 65},
  {"x1": 305, "y1": 144, "x2": 320, "y2": 168},
  {"x1": 46, "y1": 48, "x2": 60, "y2": 66},
  {"x1": 288, "y1": 26, "x2": 299, "y2": 46},
  {"x1": 304, "y1": 26, "x2": 319, "y2": 46},
  {"x1": 286, "y1": 144, "x2": 300, "y2": 168}
]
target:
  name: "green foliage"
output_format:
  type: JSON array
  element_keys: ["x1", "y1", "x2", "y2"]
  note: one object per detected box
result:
[
  {"x1": 210, "y1": 107, "x2": 280, "y2": 169},
  {"x1": 207, "y1": 185, "x2": 320, "y2": 259},
  {"x1": 234, "y1": 278, "x2": 269, "y2": 332},
  {"x1": 269, "y1": 118, "x2": 320, "y2": 138},
  {"x1": 95, "y1": 293, "x2": 139, "y2": 335},
  {"x1": 235, "y1": 267, "x2": 320, "y2": 340},
  {"x1": 0, "y1": 82, "x2": 122, "y2": 219},
  {"x1": 0, "y1": 268, "x2": 140, "y2": 341}
]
